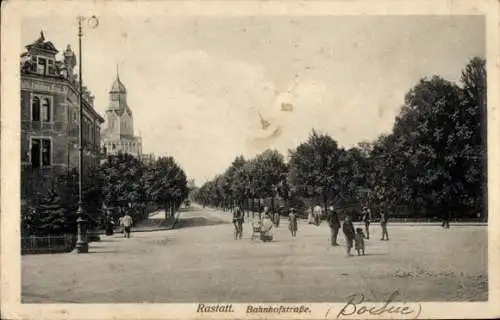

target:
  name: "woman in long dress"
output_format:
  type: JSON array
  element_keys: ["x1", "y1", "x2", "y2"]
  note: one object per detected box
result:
[
  {"x1": 260, "y1": 213, "x2": 274, "y2": 242},
  {"x1": 308, "y1": 207, "x2": 315, "y2": 224},
  {"x1": 288, "y1": 208, "x2": 298, "y2": 237},
  {"x1": 313, "y1": 204, "x2": 323, "y2": 226}
]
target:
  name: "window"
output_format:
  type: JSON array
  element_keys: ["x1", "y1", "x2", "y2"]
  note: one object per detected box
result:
[
  {"x1": 30, "y1": 56, "x2": 38, "y2": 72},
  {"x1": 32, "y1": 95, "x2": 51, "y2": 122},
  {"x1": 37, "y1": 57, "x2": 47, "y2": 74},
  {"x1": 42, "y1": 98, "x2": 51, "y2": 121},
  {"x1": 87, "y1": 119, "x2": 91, "y2": 143},
  {"x1": 83, "y1": 118, "x2": 87, "y2": 143},
  {"x1": 48, "y1": 59, "x2": 55, "y2": 75},
  {"x1": 30, "y1": 139, "x2": 41, "y2": 167},
  {"x1": 89, "y1": 123, "x2": 94, "y2": 144},
  {"x1": 30, "y1": 138, "x2": 51, "y2": 167},
  {"x1": 32, "y1": 96, "x2": 40, "y2": 121}
]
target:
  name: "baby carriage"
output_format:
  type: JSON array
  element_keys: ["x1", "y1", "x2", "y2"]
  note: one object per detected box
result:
[{"x1": 250, "y1": 217, "x2": 262, "y2": 240}]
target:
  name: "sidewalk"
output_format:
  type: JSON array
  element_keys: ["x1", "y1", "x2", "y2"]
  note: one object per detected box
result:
[{"x1": 130, "y1": 209, "x2": 181, "y2": 232}]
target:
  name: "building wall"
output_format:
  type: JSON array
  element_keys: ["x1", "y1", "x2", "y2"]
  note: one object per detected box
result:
[
  {"x1": 119, "y1": 112, "x2": 134, "y2": 136},
  {"x1": 20, "y1": 79, "x2": 69, "y2": 167},
  {"x1": 20, "y1": 75, "x2": 104, "y2": 200}
]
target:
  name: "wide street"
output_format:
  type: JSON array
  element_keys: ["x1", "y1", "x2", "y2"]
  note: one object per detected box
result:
[{"x1": 22, "y1": 206, "x2": 487, "y2": 303}]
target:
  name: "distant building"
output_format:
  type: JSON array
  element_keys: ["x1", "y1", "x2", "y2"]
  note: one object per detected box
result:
[
  {"x1": 187, "y1": 179, "x2": 196, "y2": 190},
  {"x1": 101, "y1": 70, "x2": 142, "y2": 157},
  {"x1": 20, "y1": 31, "x2": 105, "y2": 201},
  {"x1": 139, "y1": 153, "x2": 156, "y2": 165}
]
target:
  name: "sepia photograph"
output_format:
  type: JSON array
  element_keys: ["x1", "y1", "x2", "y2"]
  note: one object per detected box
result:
[{"x1": 1, "y1": 0, "x2": 499, "y2": 319}]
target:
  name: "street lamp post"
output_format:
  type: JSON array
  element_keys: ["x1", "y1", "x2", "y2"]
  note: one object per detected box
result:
[{"x1": 74, "y1": 15, "x2": 98, "y2": 254}]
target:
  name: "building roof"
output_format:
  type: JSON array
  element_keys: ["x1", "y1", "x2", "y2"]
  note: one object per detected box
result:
[
  {"x1": 110, "y1": 67, "x2": 127, "y2": 93},
  {"x1": 110, "y1": 77, "x2": 127, "y2": 93},
  {"x1": 21, "y1": 32, "x2": 105, "y2": 124},
  {"x1": 25, "y1": 31, "x2": 59, "y2": 55}
]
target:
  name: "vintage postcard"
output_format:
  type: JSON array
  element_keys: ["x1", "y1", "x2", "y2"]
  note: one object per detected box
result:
[{"x1": 1, "y1": 0, "x2": 499, "y2": 319}]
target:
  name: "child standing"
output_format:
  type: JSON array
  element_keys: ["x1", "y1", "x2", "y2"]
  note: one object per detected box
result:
[{"x1": 355, "y1": 227, "x2": 366, "y2": 256}]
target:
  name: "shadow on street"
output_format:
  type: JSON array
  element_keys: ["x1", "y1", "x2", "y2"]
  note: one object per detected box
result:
[{"x1": 176, "y1": 216, "x2": 230, "y2": 228}]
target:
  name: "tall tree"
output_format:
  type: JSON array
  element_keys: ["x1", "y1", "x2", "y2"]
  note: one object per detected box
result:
[
  {"x1": 389, "y1": 75, "x2": 475, "y2": 217},
  {"x1": 144, "y1": 156, "x2": 188, "y2": 219},
  {"x1": 459, "y1": 57, "x2": 487, "y2": 219},
  {"x1": 100, "y1": 152, "x2": 146, "y2": 222},
  {"x1": 253, "y1": 149, "x2": 288, "y2": 211},
  {"x1": 288, "y1": 130, "x2": 346, "y2": 210}
]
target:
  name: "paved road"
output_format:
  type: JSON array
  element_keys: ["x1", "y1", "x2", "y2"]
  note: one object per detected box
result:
[{"x1": 22, "y1": 206, "x2": 487, "y2": 303}]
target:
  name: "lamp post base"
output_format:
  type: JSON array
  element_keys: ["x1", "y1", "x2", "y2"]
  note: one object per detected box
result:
[
  {"x1": 75, "y1": 207, "x2": 88, "y2": 253},
  {"x1": 73, "y1": 241, "x2": 89, "y2": 254}
]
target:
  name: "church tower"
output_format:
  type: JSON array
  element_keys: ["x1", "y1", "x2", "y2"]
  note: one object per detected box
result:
[{"x1": 101, "y1": 66, "x2": 142, "y2": 157}]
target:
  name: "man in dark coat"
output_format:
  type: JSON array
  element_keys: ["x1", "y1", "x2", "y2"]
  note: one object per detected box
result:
[
  {"x1": 342, "y1": 215, "x2": 356, "y2": 256},
  {"x1": 380, "y1": 209, "x2": 389, "y2": 241},
  {"x1": 327, "y1": 206, "x2": 341, "y2": 246},
  {"x1": 361, "y1": 206, "x2": 372, "y2": 239}
]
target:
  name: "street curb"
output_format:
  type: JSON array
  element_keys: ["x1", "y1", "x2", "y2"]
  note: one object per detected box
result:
[
  {"x1": 131, "y1": 226, "x2": 175, "y2": 233},
  {"x1": 132, "y1": 212, "x2": 182, "y2": 232}
]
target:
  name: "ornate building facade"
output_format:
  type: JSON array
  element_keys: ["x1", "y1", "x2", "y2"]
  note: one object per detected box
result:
[
  {"x1": 101, "y1": 70, "x2": 142, "y2": 157},
  {"x1": 20, "y1": 32, "x2": 105, "y2": 201}
]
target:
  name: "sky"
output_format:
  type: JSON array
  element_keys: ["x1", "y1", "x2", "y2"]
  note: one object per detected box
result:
[{"x1": 21, "y1": 15, "x2": 485, "y2": 184}]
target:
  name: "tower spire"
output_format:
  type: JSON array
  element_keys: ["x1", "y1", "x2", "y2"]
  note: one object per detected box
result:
[{"x1": 117, "y1": 64, "x2": 121, "y2": 106}]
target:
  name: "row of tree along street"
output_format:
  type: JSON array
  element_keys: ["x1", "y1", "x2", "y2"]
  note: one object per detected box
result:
[
  {"x1": 193, "y1": 57, "x2": 487, "y2": 222},
  {"x1": 21, "y1": 153, "x2": 190, "y2": 236}
]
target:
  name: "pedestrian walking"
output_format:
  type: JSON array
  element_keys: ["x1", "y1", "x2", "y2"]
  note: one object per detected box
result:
[
  {"x1": 342, "y1": 215, "x2": 356, "y2": 257},
  {"x1": 327, "y1": 206, "x2": 341, "y2": 246},
  {"x1": 441, "y1": 213, "x2": 450, "y2": 229},
  {"x1": 355, "y1": 227, "x2": 366, "y2": 256},
  {"x1": 313, "y1": 203, "x2": 322, "y2": 226},
  {"x1": 233, "y1": 206, "x2": 244, "y2": 240},
  {"x1": 361, "y1": 206, "x2": 372, "y2": 239},
  {"x1": 118, "y1": 215, "x2": 124, "y2": 234},
  {"x1": 262, "y1": 206, "x2": 269, "y2": 220},
  {"x1": 274, "y1": 208, "x2": 281, "y2": 228},
  {"x1": 104, "y1": 211, "x2": 114, "y2": 236},
  {"x1": 121, "y1": 213, "x2": 133, "y2": 238},
  {"x1": 380, "y1": 209, "x2": 389, "y2": 241},
  {"x1": 288, "y1": 208, "x2": 298, "y2": 237},
  {"x1": 308, "y1": 207, "x2": 314, "y2": 224}
]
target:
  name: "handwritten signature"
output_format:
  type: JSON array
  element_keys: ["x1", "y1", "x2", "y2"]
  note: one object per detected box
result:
[{"x1": 325, "y1": 290, "x2": 422, "y2": 319}]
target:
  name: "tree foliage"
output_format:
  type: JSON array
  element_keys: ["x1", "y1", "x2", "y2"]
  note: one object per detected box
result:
[
  {"x1": 194, "y1": 56, "x2": 487, "y2": 220},
  {"x1": 22, "y1": 152, "x2": 190, "y2": 236}
]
